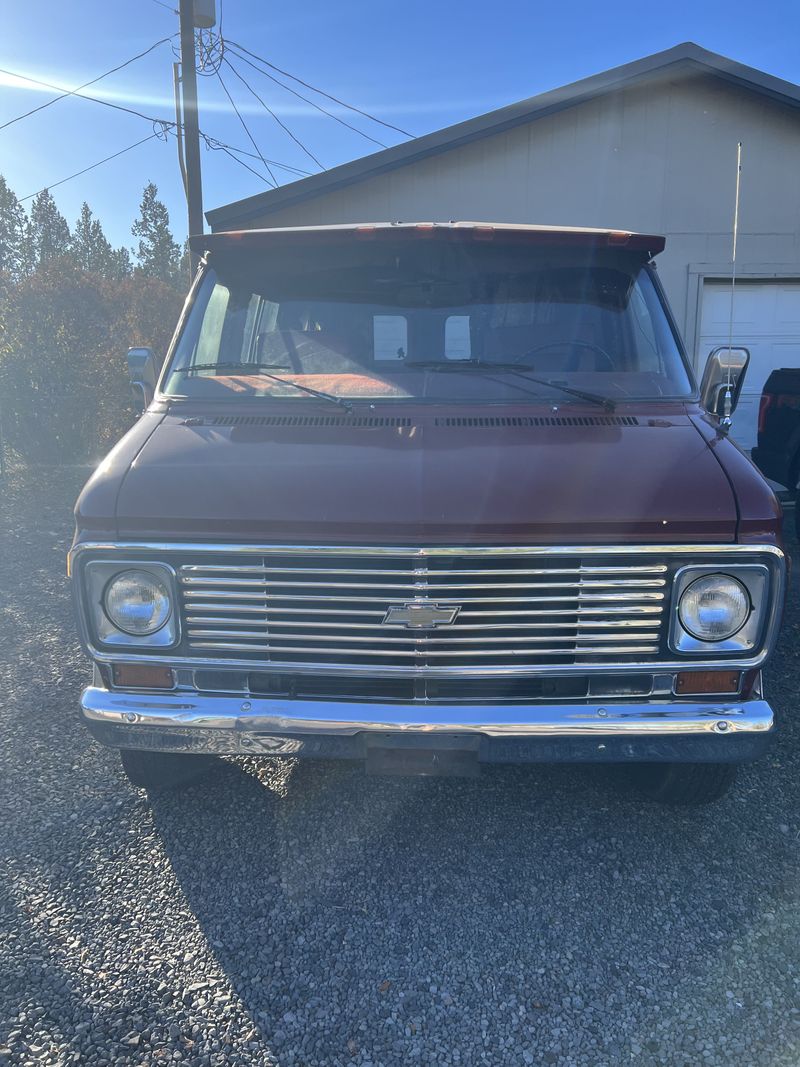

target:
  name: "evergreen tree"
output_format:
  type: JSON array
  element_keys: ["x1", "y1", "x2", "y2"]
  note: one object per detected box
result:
[
  {"x1": 131, "y1": 181, "x2": 181, "y2": 285},
  {"x1": 109, "y1": 245, "x2": 133, "y2": 280},
  {"x1": 179, "y1": 238, "x2": 192, "y2": 283},
  {"x1": 72, "y1": 202, "x2": 114, "y2": 275},
  {"x1": 0, "y1": 175, "x2": 29, "y2": 280},
  {"x1": 28, "y1": 188, "x2": 71, "y2": 267}
]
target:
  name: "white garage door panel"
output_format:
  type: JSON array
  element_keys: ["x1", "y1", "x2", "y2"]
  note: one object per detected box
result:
[
  {"x1": 775, "y1": 287, "x2": 800, "y2": 327},
  {"x1": 699, "y1": 282, "x2": 800, "y2": 451}
]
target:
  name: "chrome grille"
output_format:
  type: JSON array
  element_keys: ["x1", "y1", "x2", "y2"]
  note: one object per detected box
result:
[{"x1": 178, "y1": 550, "x2": 668, "y2": 670}]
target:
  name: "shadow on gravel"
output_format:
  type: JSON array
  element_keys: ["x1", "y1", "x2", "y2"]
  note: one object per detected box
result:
[{"x1": 149, "y1": 718, "x2": 800, "y2": 1065}]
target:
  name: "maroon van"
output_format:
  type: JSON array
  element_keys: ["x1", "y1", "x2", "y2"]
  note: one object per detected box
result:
[{"x1": 70, "y1": 222, "x2": 785, "y2": 803}]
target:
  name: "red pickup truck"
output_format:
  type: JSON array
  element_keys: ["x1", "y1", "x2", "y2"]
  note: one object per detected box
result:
[{"x1": 70, "y1": 222, "x2": 785, "y2": 804}]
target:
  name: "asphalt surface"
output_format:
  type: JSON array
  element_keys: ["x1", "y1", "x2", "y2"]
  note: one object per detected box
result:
[{"x1": 1, "y1": 465, "x2": 800, "y2": 1067}]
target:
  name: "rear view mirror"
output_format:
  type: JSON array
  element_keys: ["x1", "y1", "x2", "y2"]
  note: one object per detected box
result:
[
  {"x1": 127, "y1": 347, "x2": 157, "y2": 414},
  {"x1": 700, "y1": 346, "x2": 750, "y2": 420}
]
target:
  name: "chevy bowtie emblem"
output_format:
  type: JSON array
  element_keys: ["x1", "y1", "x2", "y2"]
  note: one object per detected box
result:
[{"x1": 383, "y1": 601, "x2": 461, "y2": 629}]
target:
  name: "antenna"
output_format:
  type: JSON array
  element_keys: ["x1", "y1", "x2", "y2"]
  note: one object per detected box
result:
[{"x1": 721, "y1": 141, "x2": 742, "y2": 431}]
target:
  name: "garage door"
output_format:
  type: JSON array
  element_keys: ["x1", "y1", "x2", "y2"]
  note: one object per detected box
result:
[{"x1": 698, "y1": 281, "x2": 800, "y2": 451}]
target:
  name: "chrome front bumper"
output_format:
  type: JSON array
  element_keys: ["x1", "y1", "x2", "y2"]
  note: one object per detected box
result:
[{"x1": 80, "y1": 686, "x2": 775, "y2": 764}]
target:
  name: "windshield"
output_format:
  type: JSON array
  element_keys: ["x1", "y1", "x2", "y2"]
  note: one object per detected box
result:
[{"x1": 162, "y1": 241, "x2": 693, "y2": 404}]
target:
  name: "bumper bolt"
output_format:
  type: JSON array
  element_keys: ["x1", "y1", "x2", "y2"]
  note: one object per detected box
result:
[
  {"x1": 241, "y1": 701, "x2": 251, "y2": 712},
  {"x1": 715, "y1": 720, "x2": 731, "y2": 733},
  {"x1": 124, "y1": 712, "x2": 137, "y2": 724},
  {"x1": 597, "y1": 708, "x2": 608, "y2": 718}
]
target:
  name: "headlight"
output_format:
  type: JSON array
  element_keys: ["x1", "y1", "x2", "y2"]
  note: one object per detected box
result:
[
  {"x1": 678, "y1": 574, "x2": 750, "y2": 642},
  {"x1": 80, "y1": 560, "x2": 179, "y2": 648},
  {"x1": 103, "y1": 569, "x2": 172, "y2": 635}
]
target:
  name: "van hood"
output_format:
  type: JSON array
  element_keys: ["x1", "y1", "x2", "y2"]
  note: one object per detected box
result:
[{"x1": 102, "y1": 408, "x2": 739, "y2": 544}]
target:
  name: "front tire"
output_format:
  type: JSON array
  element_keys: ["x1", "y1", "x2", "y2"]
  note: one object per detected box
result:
[
  {"x1": 119, "y1": 749, "x2": 216, "y2": 792},
  {"x1": 632, "y1": 762, "x2": 738, "y2": 805}
]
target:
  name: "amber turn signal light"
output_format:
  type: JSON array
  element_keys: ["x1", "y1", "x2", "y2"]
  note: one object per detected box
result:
[
  {"x1": 675, "y1": 671, "x2": 741, "y2": 695},
  {"x1": 112, "y1": 664, "x2": 175, "y2": 690}
]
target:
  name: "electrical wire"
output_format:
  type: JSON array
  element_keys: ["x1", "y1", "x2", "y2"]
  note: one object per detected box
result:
[
  {"x1": 200, "y1": 132, "x2": 312, "y2": 176},
  {"x1": 211, "y1": 143, "x2": 275, "y2": 186},
  {"x1": 225, "y1": 41, "x2": 387, "y2": 149},
  {"x1": 0, "y1": 37, "x2": 175, "y2": 133},
  {"x1": 19, "y1": 129, "x2": 168, "y2": 202},
  {"x1": 214, "y1": 65, "x2": 278, "y2": 186},
  {"x1": 225, "y1": 37, "x2": 413, "y2": 139},
  {"x1": 150, "y1": 0, "x2": 177, "y2": 11},
  {"x1": 0, "y1": 55, "x2": 309, "y2": 189},
  {"x1": 195, "y1": 29, "x2": 225, "y2": 76},
  {"x1": 222, "y1": 55, "x2": 323, "y2": 170},
  {"x1": 19, "y1": 127, "x2": 308, "y2": 205},
  {"x1": 0, "y1": 64, "x2": 177, "y2": 129}
]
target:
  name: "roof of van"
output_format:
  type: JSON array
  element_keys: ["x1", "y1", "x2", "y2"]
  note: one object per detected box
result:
[{"x1": 189, "y1": 221, "x2": 667, "y2": 256}]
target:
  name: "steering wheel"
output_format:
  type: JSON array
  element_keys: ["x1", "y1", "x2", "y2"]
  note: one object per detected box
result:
[{"x1": 514, "y1": 340, "x2": 615, "y2": 372}]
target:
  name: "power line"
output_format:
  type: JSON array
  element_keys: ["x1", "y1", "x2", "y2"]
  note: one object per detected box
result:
[
  {"x1": 225, "y1": 37, "x2": 413, "y2": 139},
  {"x1": 0, "y1": 64, "x2": 177, "y2": 129},
  {"x1": 150, "y1": 0, "x2": 177, "y2": 11},
  {"x1": 200, "y1": 133, "x2": 312, "y2": 176},
  {"x1": 0, "y1": 37, "x2": 175, "y2": 133},
  {"x1": 214, "y1": 65, "x2": 278, "y2": 187},
  {"x1": 19, "y1": 129, "x2": 168, "y2": 202},
  {"x1": 225, "y1": 41, "x2": 387, "y2": 149},
  {"x1": 16, "y1": 126, "x2": 308, "y2": 205},
  {"x1": 222, "y1": 55, "x2": 323, "y2": 171},
  {"x1": 211, "y1": 143, "x2": 274, "y2": 186},
  {"x1": 0, "y1": 51, "x2": 309, "y2": 186}
]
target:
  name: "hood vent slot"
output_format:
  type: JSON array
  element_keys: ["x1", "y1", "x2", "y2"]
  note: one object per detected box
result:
[
  {"x1": 434, "y1": 415, "x2": 639, "y2": 428},
  {"x1": 198, "y1": 414, "x2": 638, "y2": 429},
  {"x1": 207, "y1": 415, "x2": 413, "y2": 428}
]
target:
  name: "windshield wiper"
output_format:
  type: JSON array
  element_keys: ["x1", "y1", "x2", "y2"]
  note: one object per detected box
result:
[
  {"x1": 172, "y1": 362, "x2": 354, "y2": 413},
  {"x1": 410, "y1": 361, "x2": 615, "y2": 411}
]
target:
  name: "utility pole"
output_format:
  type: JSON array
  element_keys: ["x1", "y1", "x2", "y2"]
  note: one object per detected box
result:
[{"x1": 178, "y1": 0, "x2": 207, "y2": 273}]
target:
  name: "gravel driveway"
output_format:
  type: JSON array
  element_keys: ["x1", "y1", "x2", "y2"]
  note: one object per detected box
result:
[{"x1": 2, "y1": 466, "x2": 799, "y2": 1067}]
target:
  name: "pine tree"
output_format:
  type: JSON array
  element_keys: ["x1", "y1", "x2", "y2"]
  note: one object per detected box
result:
[
  {"x1": 179, "y1": 238, "x2": 192, "y2": 283},
  {"x1": 72, "y1": 202, "x2": 114, "y2": 275},
  {"x1": 0, "y1": 175, "x2": 29, "y2": 280},
  {"x1": 109, "y1": 245, "x2": 133, "y2": 280},
  {"x1": 131, "y1": 181, "x2": 181, "y2": 285},
  {"x1": 28, "y1": 188, "x2": 71, "y2": 267}
]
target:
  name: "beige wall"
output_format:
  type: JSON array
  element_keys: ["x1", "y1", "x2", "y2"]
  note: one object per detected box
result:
[{"x1": 237, "y1": 74, "x2": 800, "y2": 363}]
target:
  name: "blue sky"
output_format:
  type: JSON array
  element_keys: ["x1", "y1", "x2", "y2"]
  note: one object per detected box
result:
[{"x1": 1, "y1": 0, "x2": 798, "y2": 248}]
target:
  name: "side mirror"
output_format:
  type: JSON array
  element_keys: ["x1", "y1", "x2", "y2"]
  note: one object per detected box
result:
[
  {"x1": 127, "y1": 347, "x2": 158, "y2": 414},
  {"x1": 700, "y1": 346, "x2": 750, "y2": 421}
]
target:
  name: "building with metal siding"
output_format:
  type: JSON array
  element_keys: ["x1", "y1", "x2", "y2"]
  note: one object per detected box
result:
[{"x1": 207, "y1": 43, "x2": 800, "y2": 449}]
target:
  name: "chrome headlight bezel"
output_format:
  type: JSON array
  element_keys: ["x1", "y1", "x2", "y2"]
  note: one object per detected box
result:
[
  {"x1": 669, "y1": 564, "x2": 769, "y2": 655},
  {"x1": 83, "y1": 560, "x2": 179, "y2": 648}
]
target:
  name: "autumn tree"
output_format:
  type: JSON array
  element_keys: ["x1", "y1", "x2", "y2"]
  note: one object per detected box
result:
[
  {"x1": 0, "y1": 264, "x2": 183, "y2": 462},
  {"x1": 132, "y1": 181, "x2": 181, "y2": 285},
  {"x1": 0, "y1": 177, "x2": 189, "y2": 464}
]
